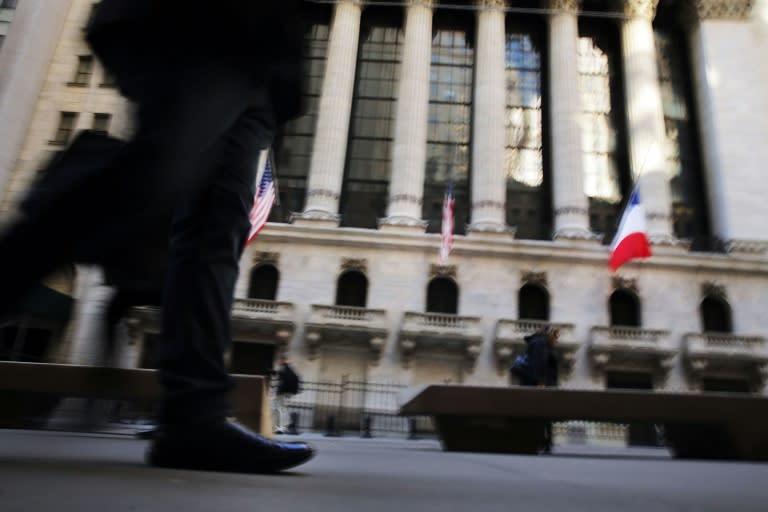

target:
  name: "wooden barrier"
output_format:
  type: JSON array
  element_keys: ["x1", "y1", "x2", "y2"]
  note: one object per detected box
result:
[
  {"x1": 0, "y1": 361, "x2": 271, "y2": 435},
  {"x1": 398, "y1": 385, "x2": 768, "y2": 461}
]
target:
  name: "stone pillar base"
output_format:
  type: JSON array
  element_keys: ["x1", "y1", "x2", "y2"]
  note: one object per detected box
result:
[
  {"x1": 290, "y1": 211, "x2": 341, "y2": 228},
  {"x1": 466, "y1": 223, "x2": 515, "y2": 241},
  {"x1": 378, "y1": 217, "x2": 428, "y2": 234}
]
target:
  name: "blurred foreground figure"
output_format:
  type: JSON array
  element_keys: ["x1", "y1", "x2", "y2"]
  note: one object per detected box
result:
[{"x1": 0, "y1": 0, "x2": 314, "y2": 473}]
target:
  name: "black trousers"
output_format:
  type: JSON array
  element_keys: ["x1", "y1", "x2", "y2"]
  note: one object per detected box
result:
[{"x1": 0, "y1": 57, "x2": 276, "y2": 424}]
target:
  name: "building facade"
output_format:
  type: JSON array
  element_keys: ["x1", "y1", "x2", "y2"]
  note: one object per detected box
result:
[{"x1": 1, "y1": 0, "x2": 768, "y2": 399}]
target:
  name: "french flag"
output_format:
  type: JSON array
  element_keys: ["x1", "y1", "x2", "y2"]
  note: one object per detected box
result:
[{"x1": 609, "y1": 187, "x2": 652, "y2": 271}]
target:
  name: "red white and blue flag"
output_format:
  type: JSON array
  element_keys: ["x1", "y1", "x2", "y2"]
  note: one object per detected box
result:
[
  {"x1": 440, "y1": 180, "x2": 455, "y2": 263},
  {"x1": 246, "y1": 155, "x2": 276, "y2": 245},
  {"x1": 609, "y1": 187, "x2": 652, "y2": 271}
]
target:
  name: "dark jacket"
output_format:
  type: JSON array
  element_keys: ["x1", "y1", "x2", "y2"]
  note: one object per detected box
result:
[
  {"x1": 522, "y1": 333, "x2": 559, "y2": 387},
  {"x1": 276, "y1": 363, "x2": 301, "y2": 396},
  {"x1": 85, "y1": 0, "x2": 306, "y2": 122}
]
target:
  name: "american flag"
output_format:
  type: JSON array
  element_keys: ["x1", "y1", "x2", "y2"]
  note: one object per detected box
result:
[
  {"x1": 246, "y1": 155, "x2": 276, "y2": 245},
  {"x1": 440, "y1": 180, "x2": 455, "y2": 263}
]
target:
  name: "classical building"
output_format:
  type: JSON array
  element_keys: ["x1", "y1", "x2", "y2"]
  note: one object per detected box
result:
[{"x1": 2, "y1": 0, "x2": 768, "y2": 401}]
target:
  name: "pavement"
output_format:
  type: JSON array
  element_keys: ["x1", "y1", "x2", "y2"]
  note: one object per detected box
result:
[{"x1": 1, "y1": 429, "x2": 767, "y2": 512}]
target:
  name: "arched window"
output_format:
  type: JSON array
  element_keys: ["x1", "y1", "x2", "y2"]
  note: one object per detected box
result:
[
  {"x1": 518, "y1": 283, "x2": 549, "y2": 321},
  {"x1": 700, "y1": 295, "x2": 732, "y2": 333},
  {"x1": 336, "y1": 271, "x2": 368, "y2": 308},
  {"x1": 609, "y1": 289, "x2": 640, "y2": 327},
  {"x1": 248, "y1": 264, "x2": 279, "y2": 301},
  {"x1": 426, "y1": 277, "x2": 458, "y2": 315}
]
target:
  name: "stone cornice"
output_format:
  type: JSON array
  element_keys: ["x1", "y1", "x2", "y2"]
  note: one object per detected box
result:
[
  {"x1": 548, "y1": 0, "x2": 580, "y2": 14},
  {"x1": 257, "y1": 223, "x2": 768, "y2": 276},
  {"x1": 622, "y1": 0, "x2": 659, "y2": 20},
  {"x1": 691, "y1": 0, "x2": 755, "y2": 21}
]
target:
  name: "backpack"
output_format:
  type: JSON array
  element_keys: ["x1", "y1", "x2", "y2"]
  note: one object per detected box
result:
[
  {"x1": 281, "y1": 364, "x2": 302, "y2": 395},
  {"x1": 510, "y1": 353, "x2": 534, "y2": 382}
]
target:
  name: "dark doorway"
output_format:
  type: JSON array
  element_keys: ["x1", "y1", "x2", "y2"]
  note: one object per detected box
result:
[
  {"x1": 700, "y1": 296, "x2": 732, "y2": 333},
  {"x1": 335, "y1": 271, "x2": 368, "y2": 308},
  {"x1": 518, "y1": 284, "x2": 549, "y2": 320},
  {"x1": 702, "y1": 378, "x2": 750, "y2": 393},
  {"x1": 605, "y1": 371, "x2": 660, "y2": 446},
  {"x1": 426, "y1": 277, "x2": 458, "y2": 314},
  {"x1": 230, "y1": 342, "x2": 276, "y2": 376},
  {"x1": 609, "y1": 289, "x2": 641, "y2": 327},
  {"x1": 248, "y1": 264, "x2": 279, "y2": 301}
]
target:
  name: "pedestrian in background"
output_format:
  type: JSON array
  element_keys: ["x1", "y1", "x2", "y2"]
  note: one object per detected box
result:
[{"x1": 273, "y1": 355, "x2": 301, "y2": 434}]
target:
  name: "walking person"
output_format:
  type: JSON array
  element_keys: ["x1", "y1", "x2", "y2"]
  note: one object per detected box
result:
[
  {"x1": 273, "y1": 355, "x2": 301, "y2": 434},
  {"x1": 511, "y1": 325, "x2": 560, "y2": 452},
  {"x1": 0, "y1": 0, "x2": 314, "y2": 473}
]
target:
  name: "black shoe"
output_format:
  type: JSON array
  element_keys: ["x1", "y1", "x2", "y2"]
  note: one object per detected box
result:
[{"x1": 147, "y1": 419, "x2": 315, "y2": 473}]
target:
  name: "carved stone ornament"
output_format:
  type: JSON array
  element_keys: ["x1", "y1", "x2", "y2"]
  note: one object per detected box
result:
[
  {"x1": 253, "y1": 251, "x2": 279, "y2": 265},
  {"x1": 430, "y1": 264, "x2": 457, "y2": 279},
  {"x1": 548, "y1": 0, "x2": 580, "y2": 13},
  {"x1": 341, "y1": 258, "x2": 367, "y2": 273},
  {"x1": 701, "y1": 282, "x2": 726, "y2": 300},
  {"x1": 408, "y1": 0, "x2": 436, "y2": 7},
  {"x1": 622, "y1": 0, "x2": 659, "y2": 20},
  {"x1": 476, "y1": 0, "x2": 507, "y2": 9},
  {"x1": 692, "y1": 0, "x2": 755, "y2": 20},
  {"x1": 521, "y1": 271, "x2": 547, "y2": 288},
  {"x1": 612, "y1": 275, "x2": 638, "y2": 294}
]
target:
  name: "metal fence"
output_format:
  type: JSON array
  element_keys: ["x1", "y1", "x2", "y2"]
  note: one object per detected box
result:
[{"x1": 276, "y1": 377, "x2": 434, "y2": 438}]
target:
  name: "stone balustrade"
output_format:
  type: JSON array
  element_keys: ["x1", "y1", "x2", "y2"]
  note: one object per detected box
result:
[
  {"x1": 399, "y1": 312, "x2": 483, "y2": 368},
  {"x1": 684, "y1": 332, "x2": 768, "y2": 385},
  {"x1": 589, "y1": 325, "x2": 676, "y2": 374},
  {"x1": 304, "y1": 305, "x2": 389, "y2": 363}
]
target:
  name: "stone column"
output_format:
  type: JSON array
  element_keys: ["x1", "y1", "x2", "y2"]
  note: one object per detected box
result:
[
  {"x1": 548, "y1": 0, "x2": 599, "y2": 242},
  {"x1": 380, "y1": 0, "x2": 435, "y2": 232},
  {"x1": 294, "y1": 0, "x2": 363, "y2": 226},
  {"x1": 620, "y1": 0, "x2": 676, "y2": 245},
  {"x1": 0, "y1": 0, "x2": 73, "y2": 198},
  {"x1": 468, "y1": 0, "x2": 510, "y2": 236},
  {"x1": 686, "y1": 0, "x2": 763, "y2": 254}
]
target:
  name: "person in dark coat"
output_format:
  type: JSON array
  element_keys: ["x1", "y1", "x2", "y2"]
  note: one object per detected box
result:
[
  {"x1": 273, "y1": 355, "x2": 301, "y2": 434},
  {"x1": 523, "y1": 326, "x2": 560, "y2": 388},
  {"x1": 518, "y1": 326, "x2": 560, "y2": 453},
  {"x1": 0, "y1": 0, "x2": 313, "y2": 473}
]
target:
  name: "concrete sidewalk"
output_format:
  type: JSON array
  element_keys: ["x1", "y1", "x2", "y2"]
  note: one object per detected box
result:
[{"x1": 1, "y1": 429, "x2": 766, "y2": 512}]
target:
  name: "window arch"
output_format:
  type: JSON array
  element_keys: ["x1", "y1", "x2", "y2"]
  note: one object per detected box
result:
[
  {"x1": 248, "y1": 264, "x2": 279, "y2": 301},
  {"x1": 609, "y1": 288, "x2": 640, "y2": 327},
  {"x1": 426, "y1": 277, "x2": 458, "y2": 315},
  {"x1": 336, "y1": 270, "x2": 368, "y2": 308},
  {"x1": 700, "y1": 295, "x2": 732, "y2": 333},
  {"x1": 518, "y1": 283, "x2": 549, "y2": 321}
]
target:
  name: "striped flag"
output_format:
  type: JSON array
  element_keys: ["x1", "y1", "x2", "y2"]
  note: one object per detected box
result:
[
  {"x1": 609, "y1": 186, "x2": 652, "y2": 271},
  {"x1": 246, "y1": 155, "x2": 276, "y2": 245},
  {"x1": 440, "y1": 180, "x2": 455, "y2": 263}
]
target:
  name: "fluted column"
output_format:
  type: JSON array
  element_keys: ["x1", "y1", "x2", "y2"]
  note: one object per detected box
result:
[
  {"x1": 380, "y1": 0, "x2": 435, "y2": 231},
  {"x1": 468, "y1": 0, "x2": 510, "y2": 235},
  {"x1": 548, "y1": 0, "x2": 599, "y2": 242},
  {"x1": 0, "y1": 0, "x2": 73, "y2": 199},
  {"x1": 620, "y1": 0, "x2": 676, "y2": 244},
  {"x1": 295, "y1": 0, "x2": 363, "y2": 225}
]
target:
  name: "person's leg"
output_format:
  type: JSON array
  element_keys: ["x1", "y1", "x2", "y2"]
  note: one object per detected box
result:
[
  {"x1": 147, "y1": 104, "x2": 314, "y2": 472},
  {"x1": 156, "y1": 102, "x2": 275, "y2": 425}
]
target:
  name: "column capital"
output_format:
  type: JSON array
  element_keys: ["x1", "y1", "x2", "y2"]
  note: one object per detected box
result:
[
  {"x1": 475, "y1": 0, "x2": 507, "y2": 10},
  {"x1": 547, "y1": 0, "x2": 580, "y2": 14},
  {"x1": 686, "y1": 0, "x2": 755, "y2": 21},
  {"x1": 622, "y1": 0, "x2": 659, "y2": 20}
]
